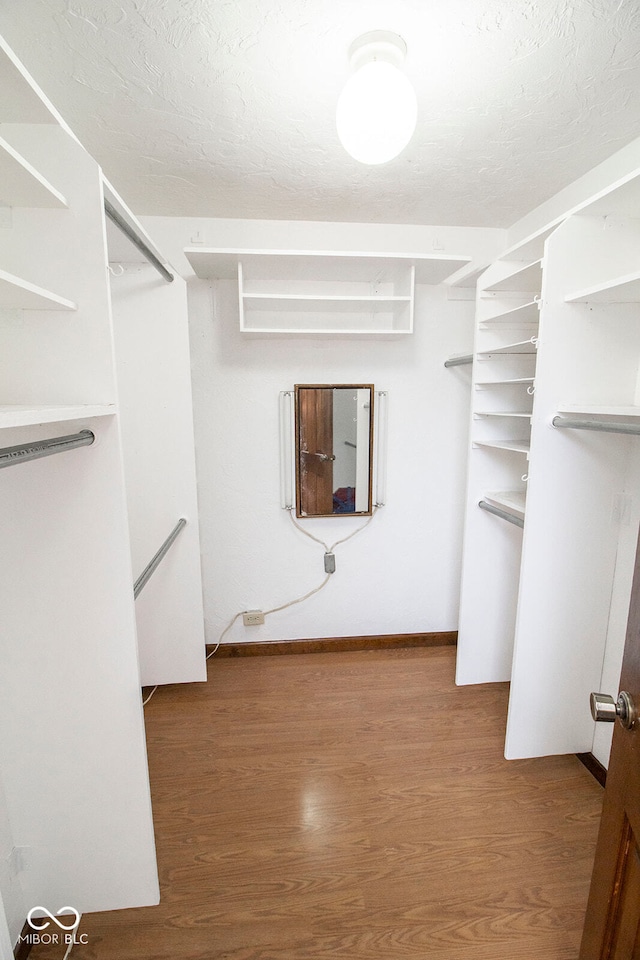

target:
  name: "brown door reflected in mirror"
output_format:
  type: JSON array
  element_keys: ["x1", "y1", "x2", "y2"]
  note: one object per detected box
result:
[{"x1": 295, "y1": 385, "x2": 374, "y2": 518}]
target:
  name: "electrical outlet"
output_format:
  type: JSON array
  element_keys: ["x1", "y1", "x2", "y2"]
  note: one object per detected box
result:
[{"x1": 243, "y1": 610, "x2": 265, "y2": 626}]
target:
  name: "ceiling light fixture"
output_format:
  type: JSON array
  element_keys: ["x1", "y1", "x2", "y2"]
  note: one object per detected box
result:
[{"x1": 336, "y1": 31, "x2": 417, "y2": 166}]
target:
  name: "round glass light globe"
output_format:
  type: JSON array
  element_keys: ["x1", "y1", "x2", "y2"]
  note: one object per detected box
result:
[{"x1": 336, "y1": 60, "x2": 417, "y2": 165}]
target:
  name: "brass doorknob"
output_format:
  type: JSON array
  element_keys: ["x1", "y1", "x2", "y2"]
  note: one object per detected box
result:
[{"x1": 590, "y1": 691, "x2": 637, "y2": 730}]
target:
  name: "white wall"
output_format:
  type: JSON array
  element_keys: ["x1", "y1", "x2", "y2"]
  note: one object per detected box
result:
[
  {"x1": 0, "y1": 771, "x2": 23, "y2": 949},
  {"x1": 185, "y1": 277, "x2": 474, "y2": 645},
  {"x1": 142, "y1": 217, "x2": 499, "y2": 646}
]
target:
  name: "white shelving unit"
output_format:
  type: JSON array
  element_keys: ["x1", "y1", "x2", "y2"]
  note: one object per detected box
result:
[
  {"x1": 505, "y1": 198, "x2": 640, "y2": 763},
  {"x1": 456, "y1": 249, "x2": 542, "y2": 687},
  {"x1": 185, "y1": 247, "x2": 471, "y2": 336},
  {"x1": 106, "y1": 197, "x2": 206, "y2": 687},
  {"x1": 0, "y1": 33, "x2": 206, "y2": 948},
  {"x1": 457, "y1": 170, "x2": 640, "y2": 770}
]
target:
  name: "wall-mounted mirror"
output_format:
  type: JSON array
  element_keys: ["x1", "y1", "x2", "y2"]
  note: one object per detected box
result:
[{"x1": 294, "y1": 384, "x2": 374, "y2": 518}]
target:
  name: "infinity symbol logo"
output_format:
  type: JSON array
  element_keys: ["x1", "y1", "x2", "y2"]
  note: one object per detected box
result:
[{"x1": 27, "y1": 907, "x2": 80, "y2": 931}]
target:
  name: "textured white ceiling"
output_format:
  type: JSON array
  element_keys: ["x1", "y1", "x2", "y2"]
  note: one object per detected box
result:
[{"x1": 1, "y1": 0, "x2": 640, "y2": 227}]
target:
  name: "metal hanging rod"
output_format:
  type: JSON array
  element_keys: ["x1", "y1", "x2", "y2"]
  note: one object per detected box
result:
[
  {"x1": 134, "y1": 518, "x2": 187, "y2": 599},
  {"x1": 478, "y1": 499, "x2": 524, "y2": 528},
  {"x1": 104, "y1": 199, "x2": 174, "y2": 283},
  {"x1": 0, "y1": 429, "x2": 94, "y2": 470},
  {"x1": 552, "y1": 416, "x2": 640, "y2": 437},
  {"x1": 444, "y1": 354, "x2": 473, "y2": 368}
]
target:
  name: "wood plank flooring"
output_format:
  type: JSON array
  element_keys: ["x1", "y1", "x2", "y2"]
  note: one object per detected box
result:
[{"x1": 33, "y1": 646, "x2": 603, "y2": 959}]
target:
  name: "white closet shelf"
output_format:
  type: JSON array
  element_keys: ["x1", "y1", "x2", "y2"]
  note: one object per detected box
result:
[
  {"x1": 483, "y1": 490, "x2": 526, "y2": 519},
  {"x1": 474, "y1": 411, "x2": 532, "y2": 419},
  {"x1": 476, "y1": 377, "x2": 535, "y2": 387},
  {"x1": 0, "y1": 404, "x2": 116, "y2": 428},
  {"x1": 0, "y1": 268, "x2": 76, "y2": 310},
  {"x1": 578, "y1": 175, "x2": 640, "y2": 218},
  {"x1": 473, "y1": 439, "x2": 531, "y2": 456},
  {"x1": 480, "y1": 299, "x2": 540, "y2": 324},
  {"x1": 565, "y1": 269, "x2": 640, "y2": 303},
  {"x1": 184, "y1": 248, "x2": 471, "y2": 285},
  {"x1": 483, "y1": 260, "x2": 543, "y2": 293},
  {"x1": 0, "y1": 135, "x2": 67, "y2": 207},
  {"x1": 242, "y1": 293, "x2": 412, "y2": 306},
  {"x1": 476, "y1": 338, "x2": 538, "y2": 356},
  {"x1": 240, "y1": 326, "x2": 410, "y2": 338},
  {"x1": 0, "y1": 39, "x2": 59, "y2": 123},
  {"x1": 556, "y1": 404, "x2": 640, "y2": 420},
  {"x1": 228, "y1": 251, "x2": 425, "y2": 336}
]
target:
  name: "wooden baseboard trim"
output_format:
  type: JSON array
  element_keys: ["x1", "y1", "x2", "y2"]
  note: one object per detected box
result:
[
  {"x1": 576, "y1": 752, "x2": 607, "y2": 787},
  {"x1": 209, "y1": 632, "x2": 457, "y2": 658}
]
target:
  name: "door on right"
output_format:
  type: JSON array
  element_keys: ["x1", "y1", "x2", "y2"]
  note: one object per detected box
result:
[{"x1": 581, "y1": 530, "x2": 640, "y2": 958}]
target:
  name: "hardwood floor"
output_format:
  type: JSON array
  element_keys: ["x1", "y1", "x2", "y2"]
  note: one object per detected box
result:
[{"x1": 33, "y1": 647, "x2": 603, "y2": 959}]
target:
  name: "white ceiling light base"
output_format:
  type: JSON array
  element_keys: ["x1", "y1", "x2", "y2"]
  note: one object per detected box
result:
[{"x1": 336, "y1": 30, "x2": 417, "y2": 166}]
